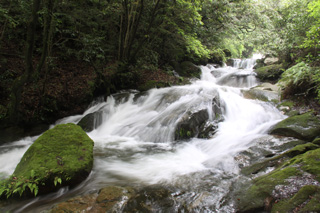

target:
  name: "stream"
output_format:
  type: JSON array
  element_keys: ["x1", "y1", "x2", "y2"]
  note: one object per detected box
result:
[{"x1": 0, "y1": 57, "x2": 291, "y2": 212}]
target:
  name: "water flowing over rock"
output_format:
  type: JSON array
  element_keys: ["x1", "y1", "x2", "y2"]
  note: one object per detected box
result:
[{"x1": 0, "y1": 56, "x2": 295, "y2": 212}]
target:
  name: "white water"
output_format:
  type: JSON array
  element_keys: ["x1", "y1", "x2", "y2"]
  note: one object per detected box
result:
[{"x1": 0, "y1": 57, "x2": 287, "y2": 211}]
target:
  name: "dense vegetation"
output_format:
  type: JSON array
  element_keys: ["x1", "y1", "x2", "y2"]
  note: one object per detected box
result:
[{"x1": 0, "y1": 0, "x2": 319, "y2": 127}]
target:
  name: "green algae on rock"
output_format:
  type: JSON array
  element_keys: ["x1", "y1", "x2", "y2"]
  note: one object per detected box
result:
[
  {"x1": 0, "y1": 123, "x2": 94, "y2": 198},
  {"x1": 49, "y1": 186, "x2": 134, "y2": 212},
  {"x1": 269, "y1": 111, "x2": 320, "y2": 141},
  {"x1": 237, "y1": 148, "x2": 320, "y2": 212}
]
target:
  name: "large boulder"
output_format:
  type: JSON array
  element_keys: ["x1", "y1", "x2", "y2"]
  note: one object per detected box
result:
[
  {"x1": 242, "y1": 83, "x2": 280, "y2": 102},
  {"x1": 254, "y1": 64, "x2": 284, "y2": 82},
  {"x1": 0, "y1": 123, "x2": 94, "y2": 198},
  {"x1": 174, "y1": 95, "x2": 223, "y2": 140},
  {"x1": 269, "y1": 111, "x2": 320, "y2": 141},
  {"x1": 237, "y1": 148, "x2": 320, "y2": 212}
]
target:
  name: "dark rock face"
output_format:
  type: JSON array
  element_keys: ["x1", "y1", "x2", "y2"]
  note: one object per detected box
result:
[
  {"x1": 254, "y1": 64, "x2": 284, "y2": 82},
  {"x1": 0, "y1": 123, "x2": 94, "y2": 198},
  {"x1": 269, "y1": 111, "x2": 320, "y2": 141},
  {"x1": 174, "y1": 95, "x2": 223, "y2": 140},
  {"x1": 77, "y1": 111, "x2": 103, "y2": 132}
]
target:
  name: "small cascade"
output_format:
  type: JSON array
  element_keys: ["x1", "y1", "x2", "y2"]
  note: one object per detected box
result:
[
  {"x1": 0, "y1": 55, "x2": 286, "y2": 212},
  {"x1": 232, "y1": 58, "x2": 257, "y2": 69}
]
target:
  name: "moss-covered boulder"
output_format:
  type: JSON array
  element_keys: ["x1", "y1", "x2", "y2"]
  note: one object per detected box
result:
[
  {"x1": 0, "y1": 123, "x2": 94, "y2": 198},
  {"x1": 269, "y1": 111, "x2": 320, "y2": 141},
  {"x1": 242, "y1": 142, "x2": 319, "y2": 176},
  {"x1": 237, "y1": 148, "x2": 320, "y2": 212},
  {"x1": 254, "y1": 64, "x2": 284, "y2": 82}
]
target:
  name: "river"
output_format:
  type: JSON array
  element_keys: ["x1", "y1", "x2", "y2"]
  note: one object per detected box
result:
[{"x1": 0, "y1": 57, "x2": 289, "y2": 212}]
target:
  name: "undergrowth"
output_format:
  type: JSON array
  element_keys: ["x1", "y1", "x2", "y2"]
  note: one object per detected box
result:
[{"x1": 279, "y1": 62, "x2": 320, "y2": 102}]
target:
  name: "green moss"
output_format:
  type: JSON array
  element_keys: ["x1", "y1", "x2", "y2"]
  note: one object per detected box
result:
[
  {"x1": 312, "y1": 138, "x2": 320, "y2": 146},
  {"x1": 0, "y1": 123, "x2": 94, "y2": 198},
  {"x1": 279, "y1": 100, "x2": 295, "y2": 108},
  {"x1": 270, "y1": 111, "x2": 320, "y2": 141},
  {"x1": 239, "y1": 166, "x2": 300, "y2": 212},
  {"x1": 242, "y1": 142, "x2": 317, "y2": 176},
  {"x1": 272, "y1": 185, "x2": 320, "y2": 213},
  {"x1": 284, "y1": 148, "x2": 320, "y2": 181},
  {"x1": 255, "y1": 64, "x2": 284, "y2": 82},
  {"x1": 138, "y1": 80, "x2": 169, "y2": 91}
]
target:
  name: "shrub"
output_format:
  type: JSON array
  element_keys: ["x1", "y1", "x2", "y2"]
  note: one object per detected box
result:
[{"x1": 279, "y1": 62, "x2": 320, "y2": 102}]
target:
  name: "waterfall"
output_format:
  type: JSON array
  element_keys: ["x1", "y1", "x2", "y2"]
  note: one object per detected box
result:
[{"x1": 0, "y1": 57, "x2": 286, "y2": 212}]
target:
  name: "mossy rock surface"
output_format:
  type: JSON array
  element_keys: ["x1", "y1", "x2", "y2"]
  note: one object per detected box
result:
[
  {"x1": 237, "y1": 148, "x2": 320, "y2": 212},
  {"x1": 138, "y1": 80, "x2": 170, "y2": 91},
  {"x1": 254, "y1": 64, "x2": 283, "y2": 82},
  {"x1": 269, "y1": 111, "x2": 320, "y2": 141},
  {"x1": 241, "y1": 142, "x2": 319, "y2": 176},
  {"x1": 50, "y1": 186, "x2": 134, "y2": 212},
  {"x1": 272, "y1": 185, "x2": 320, "y2": 213},
  {"x1": 0, "y1": 123, "x2": 94, "y2": 198}
]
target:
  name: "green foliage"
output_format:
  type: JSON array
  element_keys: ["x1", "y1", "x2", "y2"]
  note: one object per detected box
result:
[
  {"x1": 279, "y1": 62, "x2": 320, "y2": 101},
  {"x1": 302, "y1": 0, "x2": 320, "y2": 49},
  {"x1": 0, "y1": 170, "x2": 40, "y2": 198}
]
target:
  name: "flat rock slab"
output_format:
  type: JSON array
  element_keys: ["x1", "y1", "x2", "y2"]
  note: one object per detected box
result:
[{"x1": 269, "y1": 111, "x2": 320, "y2": 141}]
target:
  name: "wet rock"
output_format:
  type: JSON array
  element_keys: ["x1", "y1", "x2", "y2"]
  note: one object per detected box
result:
[
  {"x1": 77, "y1": 111, "x2": 103, "y2": 132},
  {"x1": 254, "y1": 64, "x2": 284, "y2": 82},
  {"x1": 174, "y1": 95, "x2": 223, "y2": 140},
  {"x1": 242, "y1": 83, "x2": 280, "y2": 102},
  {"x1": 174, "y1": 109, "x2": 209, "y2": 140},
  {"x1": 269, "y1": 111, "x2": 320, "y2": 141},
  {"x1": 49, "y1": 186, "x2": 134, "y2": 212},
  {"x1": 0, "y1": 123, "x2": 94, "y2": 198},
  {"x1": 123, "y1": 186, "x2": 177, "y2": 212},
  {"x1": 241, "y1": 142, "x2": 319, "y2": 176},
  {"x1": 237, "y1": 148, "x2": 320, "y2": 212},
  {"x1": 272, "y1": 185, "x2": 320, "y2": 212}
]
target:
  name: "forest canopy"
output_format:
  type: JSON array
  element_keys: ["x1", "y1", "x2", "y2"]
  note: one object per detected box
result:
[{"x1": 0, "y1": 0, "x2": 319, "y2": 125}]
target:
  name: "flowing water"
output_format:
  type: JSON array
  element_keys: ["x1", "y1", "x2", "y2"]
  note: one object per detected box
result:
[{"x1": 0, "y1": 57, "x2": 290, "y2": 212}]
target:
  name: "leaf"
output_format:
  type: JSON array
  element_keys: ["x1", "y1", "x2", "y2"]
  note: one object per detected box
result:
[
  {"x1": 34, "y1": 187, "x2": 39, "y2": 196},
  {"x1": 30, "y1": 170, "x2": 35, "y2": 179}
]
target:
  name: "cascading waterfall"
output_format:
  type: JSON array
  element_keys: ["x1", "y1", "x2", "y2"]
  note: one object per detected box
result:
[{"x1": 0, "y1": 56, "x2": 288, "y2": 212}]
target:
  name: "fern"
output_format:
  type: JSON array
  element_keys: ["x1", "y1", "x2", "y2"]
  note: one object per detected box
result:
[{"x1": 280, "y1": 62, "x2": 320, "y2": 101}]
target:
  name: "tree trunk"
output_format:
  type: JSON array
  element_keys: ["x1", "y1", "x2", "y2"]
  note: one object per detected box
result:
[
  {"x1": 118, "y1": 0, "x2": 144, "y2": 62},
  {"x1": 25, "y1": 0, "x2": 41, "y2": 81},
  {"x1": 8, "y1": 0, "x2": 41, "y2": 123}
]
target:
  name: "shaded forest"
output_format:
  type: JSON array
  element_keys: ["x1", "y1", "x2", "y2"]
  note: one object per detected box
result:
[{"x1": 0, "y1": 0, "x2": 319, "y2": 127}]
